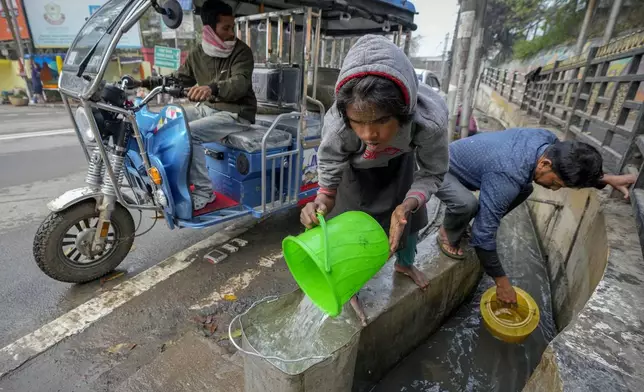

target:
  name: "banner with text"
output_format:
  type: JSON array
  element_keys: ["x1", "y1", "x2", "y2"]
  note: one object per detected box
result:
[
  {"x1": 23, "y1": 0, "x2": 141, "y2": 48},
  {"x1": 0, "y1": 0, "x2": 30, "y2": 41}
]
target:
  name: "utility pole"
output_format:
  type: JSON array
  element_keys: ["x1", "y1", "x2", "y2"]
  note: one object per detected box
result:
[
  {"x1": 0, "y1": 0, "x2": 31, "y2": 100},
  {"x1": 575, "y1": 0, "x2": 597, "y2": 56},
  {"x1": 460, "y1": 0, "x2": 487, "y2": 140},
  {"x1": 440, "y1": 33, "x2": 449, "y2": 87},
  {"x1": 603, "y1": 0, "x2": 623, "y2": 45},
  {"x1": 447, "y1": 0, "x2": 477, "y2": 141},
  {"x1": 442, "y1": 9, "x2": 460, "y2": 93}
]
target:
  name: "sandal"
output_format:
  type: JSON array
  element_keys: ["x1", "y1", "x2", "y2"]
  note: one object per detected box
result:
[
  {"x1": 193, "y1": 193, "x2": 216, "y2": 210},
  {"x1": 436, "y1": 235, "x2": 466, "y2": 260}
]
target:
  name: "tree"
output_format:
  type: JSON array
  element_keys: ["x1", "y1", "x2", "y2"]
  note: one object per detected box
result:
[
  {"x1": 409, "y1": 34, "x2": 424, "y2": 57},
  {"x1": 483, "y1": 0, "x2": 546, "y2": 63},
  {"x1": 483, "y1": 0, "x2": 644, "y2": 63}
]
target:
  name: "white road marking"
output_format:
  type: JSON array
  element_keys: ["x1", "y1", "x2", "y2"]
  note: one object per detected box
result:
[
  {"x1": 259, "y1": 251, "x2": 283, "y2": 268},
  {"x1": 230, "y1": 238, "x2": 248, "y2": 247},
  {"x1": 190, "y1": 250, "x2": 284, "y2": 310},
  {"x1": 26, "y1": 112, "x2": 65, "y2": 117},
  {"x1": 204, "y1": 249, "x2": 228, "y2": 265},
  {"x1": 221, "y1": 243, "x2": 239, "y2": 253},
  {"x1": 190, "y1": 269, "x2": 262, "y2": 310},
  {"x1": 0, "y1": 221, "x2": 253, "y2": 378},
  {"x1": 0, "y1": 129, "x2": 75, "y2": 141}
]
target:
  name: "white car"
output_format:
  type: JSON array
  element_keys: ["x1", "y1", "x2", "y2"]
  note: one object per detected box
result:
[
  {"x1": 415, "y1": 69, "x2": 441, "y2": 92},
  {"x1": 414, "y1": 69, "x2": 457, "y2": 108}
]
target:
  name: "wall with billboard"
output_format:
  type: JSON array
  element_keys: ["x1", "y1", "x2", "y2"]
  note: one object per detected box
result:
[
  {"x1": 23, "y1": 0, "x2": 141, "y2": 48},
  {"x1": 0, "y1": 0, "x2": 30, "y2": 41}
]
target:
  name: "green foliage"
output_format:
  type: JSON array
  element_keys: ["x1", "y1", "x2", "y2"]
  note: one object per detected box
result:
[
  {"x1": 484, "y1": 0, "x2": 545, "y2": 62},
  {"x1": 511, "y1": 0, "x2": 583, "y2": 60},
  {"x1": 12, "y1": 88, "x2": 27, "y2": 98},
  {"x1": 484, "y1": 0, "x2": 590, "y2": 62}
]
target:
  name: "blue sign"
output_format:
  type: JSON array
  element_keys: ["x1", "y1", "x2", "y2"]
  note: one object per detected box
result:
[
  {"x1": 88, "y1": 5, "x2": 100, "y2": 15},
  {"x1": 178, "y1": 0, "x2": 193, "y2": 10}
]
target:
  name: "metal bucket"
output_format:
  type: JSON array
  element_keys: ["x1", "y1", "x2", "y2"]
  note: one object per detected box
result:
[{"x1": 229, "y1": 290, "x2": 362, "y2": 392}]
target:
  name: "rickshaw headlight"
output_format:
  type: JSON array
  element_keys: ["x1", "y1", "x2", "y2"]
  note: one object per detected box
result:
[{"x1": 74, "y1": 106, "x2": 96, "y2": 143}]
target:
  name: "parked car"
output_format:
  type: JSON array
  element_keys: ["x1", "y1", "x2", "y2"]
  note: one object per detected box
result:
[
  {"x1": 414, "y1": 69, "x2": 477, "y2": 136},
  {"x1": 415, "y1": 69, "x2": 441, "y2": 92}
]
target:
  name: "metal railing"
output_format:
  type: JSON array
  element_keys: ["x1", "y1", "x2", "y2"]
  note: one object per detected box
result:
[
  {"x1": 481, "y1": 30, "x2": 644, "y2": 253},
  {"x1": 481, "y1": 67, "x2": 529, "y2": 105},
  {"x1": 259, "y1": 113, "x2": 302, "y2": 214}
]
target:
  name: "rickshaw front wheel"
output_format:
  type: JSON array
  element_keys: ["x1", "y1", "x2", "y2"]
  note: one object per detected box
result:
[{"x1": 33, "y1": 200, "x2": 135, "y2": 283}]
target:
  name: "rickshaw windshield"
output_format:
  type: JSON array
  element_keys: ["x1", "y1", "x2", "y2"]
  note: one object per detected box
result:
[{"x1": 64, "y1": 0, "x2": 137, "y2": 75}]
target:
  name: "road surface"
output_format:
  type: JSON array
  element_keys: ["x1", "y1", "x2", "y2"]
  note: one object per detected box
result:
[
  {"x1": 0, "y1": 104, "x2": 444, "y2": 391},
  {"x1": 0, "y1": 104, "x2": 312, "y2": 391}
]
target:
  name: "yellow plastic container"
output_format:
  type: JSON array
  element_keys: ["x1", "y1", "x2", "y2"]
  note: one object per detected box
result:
[{"x1": 480, "y1": 286, "x2": 540, "y2": 344}]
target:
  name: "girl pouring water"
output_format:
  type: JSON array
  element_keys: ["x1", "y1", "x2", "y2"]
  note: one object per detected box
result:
[{"x1": 300, "y1": 35, "x2": 449, "y2": 325}]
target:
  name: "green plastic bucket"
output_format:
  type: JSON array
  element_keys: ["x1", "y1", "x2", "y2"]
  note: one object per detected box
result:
[{"x1": 282, "y1": 211, "x2": 389, "y2": 317}]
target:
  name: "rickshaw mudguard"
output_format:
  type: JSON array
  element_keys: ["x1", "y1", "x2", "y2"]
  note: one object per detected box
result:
[
  {"x1": 142, "y1": 105, "x2": 193, "y2": 221},
  {"x1": 47, "y1": 187, "x2": 136, "y2": 213}
]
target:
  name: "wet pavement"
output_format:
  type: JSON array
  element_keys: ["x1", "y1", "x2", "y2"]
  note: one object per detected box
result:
[
  {"x1": 0, "y1": 104, "x2": 316, "y2": 389},
  {"x1": 374, "y1": 204, "x2": 556, "y2": 392},
  {"x1": 0, "y1": 113, "x2": 230, "y2": 350},
  {"x1": 0, "y1": 208, "x2": 304, "y2": 391}
]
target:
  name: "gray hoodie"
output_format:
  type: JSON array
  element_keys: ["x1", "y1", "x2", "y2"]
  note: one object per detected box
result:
[{"x1": 317, "y1": 35, "x2": 449, "y2": 207}]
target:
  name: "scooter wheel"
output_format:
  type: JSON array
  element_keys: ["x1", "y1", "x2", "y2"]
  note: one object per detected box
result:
[{"x1": 33, "y1": 200, "x2": 135, "y2": 283}]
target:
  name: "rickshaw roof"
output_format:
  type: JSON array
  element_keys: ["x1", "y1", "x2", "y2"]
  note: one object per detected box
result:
[
  {"x1": 375, "y1": 0, "x2": 416, "y2": 13},
  {"x1": 230, "y1": 0, "x2": 417, "y2": 35},
  {"x1": 61, "y1": 0, "x2": 417, "y2": 96}
]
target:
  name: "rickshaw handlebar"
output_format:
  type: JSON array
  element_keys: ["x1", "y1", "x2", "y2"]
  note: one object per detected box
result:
[{"x1": 120, "y1": 75, "x2": 216, "y2": 108}]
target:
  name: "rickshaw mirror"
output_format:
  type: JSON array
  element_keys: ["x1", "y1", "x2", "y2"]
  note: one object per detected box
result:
[{"x1": 159, "y1": 0, "x2": 183, "y2": 29}]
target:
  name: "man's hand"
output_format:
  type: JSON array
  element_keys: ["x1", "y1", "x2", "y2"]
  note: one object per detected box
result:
[
  {"x1": 300, "y1": 194, "x2": 336, "y2": 229},
  {"x1": 603, "y1": 173, "x2": 636, "y2": 200},
  {"x1": 187, "y1": 85, "x2": 213, "y2": 102},
  {"x1": 389, "y1": 198, "x2": 419, "y2": 254},
  {"x1": 494, "y1": 275, "x2": 518, "y2": 305}
]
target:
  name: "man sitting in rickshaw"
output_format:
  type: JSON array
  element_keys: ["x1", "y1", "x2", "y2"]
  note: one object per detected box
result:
[{"x1": 138, "y1": 0, "x2": 257, "y2": 210}]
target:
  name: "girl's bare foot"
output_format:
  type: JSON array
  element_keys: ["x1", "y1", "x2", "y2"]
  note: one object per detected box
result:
[
  {"x1": 437, "y1": 226, "x2": 465, "y2": 259},
  {"x1": 350, "y1": 295, "x2": 368, "y2": 327},
  {"x1": 394, "y1": 263, "x2": 429, "y2": 290}
]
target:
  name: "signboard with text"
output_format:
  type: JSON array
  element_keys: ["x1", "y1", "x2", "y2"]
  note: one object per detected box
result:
[
  {"x1": 23, "y1": 0, "x2": 141, "y2": 48},
  {"x1": 0, "y1": 0, "x2": 30, "y2": 41},
  {"x1": 154, "y1": 46, "x2": 182, "y2": 70}
]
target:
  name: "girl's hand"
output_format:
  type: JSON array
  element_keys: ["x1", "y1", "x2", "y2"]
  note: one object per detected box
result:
[
  {"x1": 300, "y1": 194, "x2": 335, "y2": 229},
  {"x1": 389, "y1": 198, "x2": 419, "y2": 254}
]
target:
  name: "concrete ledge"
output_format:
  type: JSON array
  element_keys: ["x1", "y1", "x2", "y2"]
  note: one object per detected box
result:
[
  {"x1": 527, "y1": 187, "x2": 607, "y2": 329},
  {"x1": 352, "y1": 231, "x2": 481, "y2": 391},
  {"x1": 240, "y1": 203, "x2": 482, "y2": 392},
  {"x1": 524, "y1": 189, "x2": 644, "y2": 391},
  {"x1": 475, "y1": 84, "x2": 644, "y2": 391}
]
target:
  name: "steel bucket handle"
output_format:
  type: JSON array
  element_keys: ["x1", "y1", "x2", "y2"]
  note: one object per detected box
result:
[{"x1": 228, "y1": 295, "x2": 331, "y2": 364}]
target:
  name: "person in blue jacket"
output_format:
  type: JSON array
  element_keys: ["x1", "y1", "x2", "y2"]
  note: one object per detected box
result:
[{"x1": 435, "y1": 128, "x2": 635, "y2": 304}]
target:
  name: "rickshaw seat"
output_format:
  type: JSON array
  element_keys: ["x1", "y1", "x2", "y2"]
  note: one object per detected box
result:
[
  {"x1": 219, "y1": 124, "x2": 293, "y2": 153},
  {"x1": 255, "y1": 115, "x2": 322, "y2": 140}
]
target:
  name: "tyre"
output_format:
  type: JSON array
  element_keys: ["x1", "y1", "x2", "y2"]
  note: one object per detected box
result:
[{"x1": 33, "y1": 200, "x2": 135, "y2": 283}]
